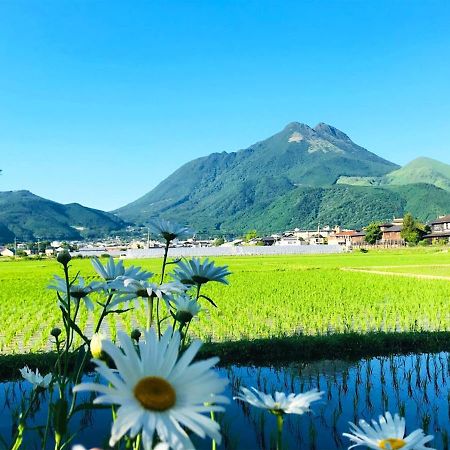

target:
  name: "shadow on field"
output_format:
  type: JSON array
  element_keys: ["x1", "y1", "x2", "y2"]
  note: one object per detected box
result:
[
  {"x1": 201, "y1": 330, "x2": 450, "y2": 365},
  {"x1": 1, "y1": 331, "x2": 449, "y2": 380}
]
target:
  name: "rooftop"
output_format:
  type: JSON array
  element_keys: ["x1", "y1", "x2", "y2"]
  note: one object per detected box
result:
[{"x1": 431, "y1": 214, "x2": 450, "y2": 224}]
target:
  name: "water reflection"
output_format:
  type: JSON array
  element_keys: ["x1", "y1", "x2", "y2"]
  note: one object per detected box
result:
[{"x1": 0, "y1": 352, "x2": 448, "y2": 449}]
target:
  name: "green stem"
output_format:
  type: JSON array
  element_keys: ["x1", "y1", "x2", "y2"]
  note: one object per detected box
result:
[
  {"x1": 10, "y1": 391, "x2": 38, "y2": 450},
  {"x1": 210, "y1": 409, "x2": 217, "y2": 450},
  {"x1": 157, "y1": 240, "x2": 170, "y2": 337},
  {"x1": 67, "y1": 300, "x2": 81, "y2": 349},
  {"x1": 94, "y1": 293, "x2": 113, "y2": 333},
  {"x1": 42, "y1": 388, "x2": 54, "y2": 450},
  {"x1": 67, "y1": 349, "x2": 90, "y2": 418},
  {"x1": 160, "y1": 240, "x2": 170, "y2": 284},
  {"x1": 156, "y1": 296, "x2": 161, "y2": 337},
  {"x1": 181, "y1": 320, "x2": 192, "y2": 350},
  {"x1": 53, "y1": 337, "x2": 63, "y2": 386},
  {"x1": 276, "y1": 414, "x2": 284, "y2": 450},
  {"x1": 149, "y1": 297, "x2": 154, "y2": 330},
  {"x1": 172, "y1": 317, "x2": 177, "y2": 336}
]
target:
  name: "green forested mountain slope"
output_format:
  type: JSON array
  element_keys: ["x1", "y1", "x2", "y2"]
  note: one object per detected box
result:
[
  {"x1": 116, "y1": 122, "x2": 404, "y2": 232},
  {"x1": 337, "y1": 157, "x2": 450, "y2": 192},
  {"x1": 384, "y1": 183, "x2": 450, "y2": 222},
  {"x1": 4, "y1": 125, "x2": 447, "y2": 241},
  {"x1": 383, "y1": 157, "x2": 450, "y2": 191},
  {"x1": 0, "y1": 190, "x2": 127, "y2": 243}
]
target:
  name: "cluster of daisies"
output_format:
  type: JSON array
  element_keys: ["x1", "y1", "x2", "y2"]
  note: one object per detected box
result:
[
  {"x1": 18, "y1": 219, "x2": 436, "y2": 449},
  {"x1": 48, "y1": 219, "x2": 231, "y2": 333},
  {"x1": 21, "y1": 330, "x2": 436, "y2": 450}
]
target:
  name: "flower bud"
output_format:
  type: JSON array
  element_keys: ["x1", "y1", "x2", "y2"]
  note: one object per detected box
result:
[
  {"x1": 57, "y1": 250, "x2": 71, "y2": 266},
  {"x1": 130, "y1": 329, "x2": 141, "y2": 342},
  {"x1": 51, "y1": 327, "x2": 62, "y2": 338},
  {"x1": 175, "y1": 310, "x2": 193, "y2": 324},
  {"x1": 90, "y1": 333, "x2": 105, "y2": 359}
]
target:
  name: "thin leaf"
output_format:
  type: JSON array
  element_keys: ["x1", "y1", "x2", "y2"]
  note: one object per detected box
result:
[{"x1": 199, "y1": 294, "x2": 218, "y2": 308}]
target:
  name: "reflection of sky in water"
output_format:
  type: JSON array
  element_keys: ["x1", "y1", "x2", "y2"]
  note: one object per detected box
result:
[{"x1": 0, "y1": 352, "x2": 448, "y2": 449}]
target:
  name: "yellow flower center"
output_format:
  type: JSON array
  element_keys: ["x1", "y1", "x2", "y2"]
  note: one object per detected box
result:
[
  {"x1": 133, "y1": 377, "x2": 176, "y2": 411},
  {"x1": 379, "y1": 438, "x2": 406, "y2": 449}
]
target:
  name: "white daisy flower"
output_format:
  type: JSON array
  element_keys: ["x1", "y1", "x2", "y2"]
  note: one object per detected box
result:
[
  {"x1": 172, "y1": 258, "x2": 231, "y2": 287},
  {"x1": 110, "y1": 279, "x2": 185, "y2": 308},
  {"x1": 343, "y1": 412, "x2": 435, "y2": 449},
  {"x1": 20, "y1": 366, "x2": 52, "y2": 390},
  {"x1": 92, "y1": 256, "x2": 152, "y2": 283},
  {"x1": 48, "y1": 275, "x2": 99, "y2": 311},
  {"x1": 73, "y1": 328, "x2": 229, "y2": 450},
  {"x1": 150, "y1": 219, "x2": 191, "y2": 242},
  {"x1": 234, "y1": 387, "x2": 323, "y2": 416},
  {"x1": 172, "y1": 294, "x2": 202, "y2": 323}
]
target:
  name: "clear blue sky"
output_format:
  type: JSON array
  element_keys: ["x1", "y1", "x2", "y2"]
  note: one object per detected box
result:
[{"x1": 1, "y1": 1, "x2": 449, "y2": 211}]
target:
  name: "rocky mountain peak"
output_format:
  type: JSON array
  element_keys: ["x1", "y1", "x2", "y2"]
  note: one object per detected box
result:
[{"x1": 314, "y1": 122, "x2": 351, "y2": 142}]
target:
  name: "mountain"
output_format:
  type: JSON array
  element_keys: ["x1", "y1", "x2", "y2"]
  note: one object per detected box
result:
[
  {"x1": 383, "y1": 157, "x2": 450, "y2": 191},
  {"x1": 116, "y1": 122, "x2": 405, "y2": 233},
  {"x1": 0, "y1": 190, "x2": 127, "y2": 243}
]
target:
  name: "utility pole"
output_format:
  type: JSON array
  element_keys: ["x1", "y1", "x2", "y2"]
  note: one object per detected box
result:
[
  {"x1": 147, "y1": 228, "x2": 150, "y2": 249},
  {"x1": 14, "y1": 237, "x2": 17, "y2": 259}
]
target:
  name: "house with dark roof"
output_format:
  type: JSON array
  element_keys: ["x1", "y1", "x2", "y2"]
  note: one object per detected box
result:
[
  {"x1": 424, "y1": 214, "x2": 450, "y2": 243},
  {"x1": 380, "y1": 218, "x2": 404, "y2": 244}
]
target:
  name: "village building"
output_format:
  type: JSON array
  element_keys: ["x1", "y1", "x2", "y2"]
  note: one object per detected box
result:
[
  {"x1": 380, "y1": 218, "x2": 404, "y2": 245},
  {"x1": 307, "y1": 233, "x2": 326, "y2": 245},
  {"x1": 0, "y1": 247, "x2": 14, "y2": 257},
  {"x1": 327, "y1": 230, "x2": 361, "y2": 246},
  {"x1": 350, "y1": 231, "x2": 367, "y2": 245},
  {"x1": 291, "y1": 226, "x2": 333, "y2": 241},
  {"x1": 185, "y1": 238, "x2": 214, "y2": 248},
  {"x1": 424, "y1": 214, "x2": 450, "y2": 243},
  {"x1": 221, "y1": 239, "x2": 244, "y2": 247},
  {"x1": 275, "y1": 235, "x2": 305, "y2": 246},
  {"x1": 260, "y1": 236, "x2": 276, "y2": 246}
]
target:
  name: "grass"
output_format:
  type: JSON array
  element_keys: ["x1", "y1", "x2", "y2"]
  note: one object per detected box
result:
[
  {"x1": 0, "y1": 247, "x2": 449, "y2": 355},
  {"x1": 361, "y1": 264, "x2": 450, "y2": 277}
]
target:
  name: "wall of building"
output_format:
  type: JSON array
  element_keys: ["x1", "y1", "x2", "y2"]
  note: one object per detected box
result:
[{"x1": 124, "y1": 245, "x2": 344, "y2": 259}]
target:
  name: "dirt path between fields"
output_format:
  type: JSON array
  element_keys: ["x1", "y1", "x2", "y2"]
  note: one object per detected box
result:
[{"x1": 341, "y1": 267, "x2": 450, "y2": 281}]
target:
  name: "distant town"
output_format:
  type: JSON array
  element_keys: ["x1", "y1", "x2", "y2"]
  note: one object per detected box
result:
[{"x1": 1, "y1": 213, "x2": 449, "y2": 260}]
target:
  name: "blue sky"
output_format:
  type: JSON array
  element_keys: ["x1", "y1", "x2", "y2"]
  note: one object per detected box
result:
[{"x1": 1, "y1": 1, "x2": 449, "y2": 211}]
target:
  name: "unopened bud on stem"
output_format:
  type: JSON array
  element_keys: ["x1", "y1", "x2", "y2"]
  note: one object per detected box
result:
[
  {"x1": 90, "y1": 333, "x2": 105, "y2": 359},
  {"x1": 56, "y1": 250, "x2": 71, "y2": 266},
  {"x1": 51, "y1": 327, "x2": 62, "y2": 338},
  {"x1": 131, "y1": 329, "x2": 141, "y2": 342}
]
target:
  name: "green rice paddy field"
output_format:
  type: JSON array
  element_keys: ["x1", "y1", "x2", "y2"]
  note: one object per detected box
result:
[{"x1": 0, "y1": 248, "x2": 449, "y2": 354}]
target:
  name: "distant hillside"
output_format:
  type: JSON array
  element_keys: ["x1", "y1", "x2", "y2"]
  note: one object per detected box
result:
[
  {"x1": 116, "y1": 122, "x2": 401, "y2": 232},
  {"x1": 337, "y1": 157, "x2": 450, "y2": 192},
  {"x1": 383, "y1": 157, "x2": 450, "y2": 191},
  {"x1": 0, "y1": 190, "x2": 127, "y2": 243},
  {"x1": 385, "y1": 183, "x2": 450, "y2": 222}
]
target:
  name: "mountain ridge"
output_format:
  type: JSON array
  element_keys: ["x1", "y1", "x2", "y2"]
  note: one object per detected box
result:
[
  {"x1": 115, "y1": 122, "x2": 450, "y2": 234},
  {"x1": 115, "y1": 121, "x2": 399, "y2": 221},
  {"x1": 0, "y1": 190, "x2": 128, "y2": 243},
  {"x1": 2, "y1": 123, "x2": 449, "y2": 240}
]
